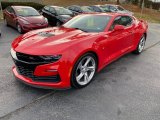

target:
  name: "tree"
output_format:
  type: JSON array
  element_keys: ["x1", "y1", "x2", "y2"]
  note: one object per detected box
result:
[{"x1": 117, "y1": 0, "x2": 120, "y2": 4}]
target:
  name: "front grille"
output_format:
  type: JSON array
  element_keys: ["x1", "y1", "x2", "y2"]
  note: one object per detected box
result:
[
  {"x1": 13, "y1": 56, "x2": 60, "y2": 83},
  {"x1": 16, "y1": 52, "x2": 45, "y2": 63}
]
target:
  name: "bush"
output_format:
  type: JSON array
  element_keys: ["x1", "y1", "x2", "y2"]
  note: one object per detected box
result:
[{"x1": 1, "y1": 2, "x2": 44, "y2": 10}]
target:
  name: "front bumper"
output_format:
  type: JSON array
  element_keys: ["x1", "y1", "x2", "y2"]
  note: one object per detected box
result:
[
  {"x1": 13, "y1": 66, "x2": 70, "y2": 89},
  {"x1": 11, "y1": 52, "x2": 71, "y2": 89},
  {"x1": 21, "y1": 23, "x2": 48, "y2": 32}
]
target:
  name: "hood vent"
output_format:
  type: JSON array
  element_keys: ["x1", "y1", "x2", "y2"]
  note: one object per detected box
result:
[{"x1": 38, "y1": 32, "x2": 55, "y2": 37}]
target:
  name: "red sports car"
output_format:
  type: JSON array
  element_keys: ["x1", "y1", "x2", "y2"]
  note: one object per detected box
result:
[
  {"x1": 11, "y1": 13, "x2": 148, "y2": 89},
  {"x1": 3, "y1": 6, "x2": 48, "y2": 33}
]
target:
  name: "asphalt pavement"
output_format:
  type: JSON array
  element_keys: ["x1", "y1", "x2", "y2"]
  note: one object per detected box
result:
[{"x1": 0, "y1": 23, "x2": 160, "y2": 120}]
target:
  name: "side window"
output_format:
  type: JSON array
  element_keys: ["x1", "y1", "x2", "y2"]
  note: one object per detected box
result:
[
  {"x1": 94, "y1": 7, "x2": 101, "y2": 12},
  {"x1": 121, "y1": 16, "x2": 133, "y2": 26},
  {"x1": 75, "y1": 7, "x2": 80, "y2": 12},
  {"x1": 49, "y1": 7, "x2": 56, "y2": 14},
  {"x1": 109, "y1": 6, "x2": 117, "y2": 12},
  {"x1": 68, "y1": 6, "x2": 73, "y2": 10},
  {"x1": 6, "y1": 7, "x2": 15, "y2": 14},
  {"x1": 109, "y1": 16, "x2": 133, "y2": 31},
  {"x1": 44, "y1": 6, "x2": 50, "y2": 11},
  {"x1": 109, "y1": 16, "x2": 122, "y2": 31},
  {"x1": 89, "y1": 7, "x2": 94, "y2": 11}
]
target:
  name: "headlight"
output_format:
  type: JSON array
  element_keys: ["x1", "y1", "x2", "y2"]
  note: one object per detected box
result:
[
  {"x1": 40, "y1": 55, "x2": 62, "y2": 63},
  {"x1": 11, "y1": 48, "x2": 18, "y2": 60},
  {"x1": 44, "y1": 18, "x2": 48, "y2": 23}
]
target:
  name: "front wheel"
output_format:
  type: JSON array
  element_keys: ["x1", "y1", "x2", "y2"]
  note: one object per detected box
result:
[
  {"x1": 133, "y1": 35, "x2": 146, "y2": 54},
  {"x1": 71, "y1": 53, "x2": 97, "y2": 88},
  {"x1": 17, "y1": 23, "x2": 23, "y2": 34}
]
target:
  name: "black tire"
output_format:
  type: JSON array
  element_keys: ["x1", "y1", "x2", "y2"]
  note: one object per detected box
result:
[
  {"x1": 133, "y1": 35, "x2": 146, "y2": 54},
  {"x1": 17, "y1": 23, "x2": 23, "y2": 34},
  {"x1": 71, "y1": 53, "x2": 97, "y2": 89}
]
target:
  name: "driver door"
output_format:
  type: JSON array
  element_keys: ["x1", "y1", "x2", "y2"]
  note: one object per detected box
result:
[{"x1": 101, "y1": 16, "x2": 134, "y2": 64}]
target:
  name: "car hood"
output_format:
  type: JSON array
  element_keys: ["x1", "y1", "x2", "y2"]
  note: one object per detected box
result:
[
  {"x1": 19, "y1": 15, "x2": 46, "y2": 24},
  {"x1": 12, "y1": 27, "x2": 97, "y2": 55}
]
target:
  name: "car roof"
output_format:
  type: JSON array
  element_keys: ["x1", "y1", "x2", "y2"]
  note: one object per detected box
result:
[
  {"x1": 81, "y1": 12, "x2": 131, "y2": 17},
  {"x1": 11, "y1": 6, "x2": 34, "y2": 9}
]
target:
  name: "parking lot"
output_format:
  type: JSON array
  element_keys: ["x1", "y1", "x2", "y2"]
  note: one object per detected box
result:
[{"x1": 0, "y1": 23, "x2": 160, "y2": 120}]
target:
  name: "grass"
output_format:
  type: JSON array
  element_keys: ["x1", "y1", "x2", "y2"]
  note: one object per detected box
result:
[
  {"x1": 0, "y1": 12, "x2": 3, "y2": 22},
  {"x1": 43, "y1": 0, "x2": 160, "y2": 23}
]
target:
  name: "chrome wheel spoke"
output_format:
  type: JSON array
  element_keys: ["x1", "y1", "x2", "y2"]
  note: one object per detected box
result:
[
  {"x1": 76, "y1": 73, "x2": 84, "y2": 82},
  {"x1": 138, "y1": 37, "x2": 145, "y2": 52},
  {"x1": 84, "y1": 57, "x2": 91, "y2": 67},
  {"x1": 87, "y1": 66, "x2": 95, "y2": 72},
  {"x1": 84, "y1": 72, "x2": 89, "y2": 83},
  {"x1": 75, "y1": 56, "x2": 96, "y2": 86}
]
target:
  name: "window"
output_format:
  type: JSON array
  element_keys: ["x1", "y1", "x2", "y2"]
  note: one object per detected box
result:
[
  {"x1": 68, "y1": 6, "x2": 74, "y2": 10},
  {"x1": 109, "y1": 6, "x2": 117, "y2": 12},
  {"x1": 75, "y1": 7, "x2": 81, "y2": 12},
  {"x1": 109, "y1": 16, "x2": 133, "y2": 30},
  {"x1": 101, "y1": 6, "x2": 110, "y2": 12},
  {"x1": 54, "y1": 7, "x2": 72, "y2": 15},
  {"x1": 6, "y1": 7, "x2": 15, "y2": 14},
  {"x1": 63, "y1": 15, "x2": 111, "y2": 32},
  {"x1": 16, "y1": 7, "x2": 40, "y2": 17},
  {"x1": 49, "y1": 7, "x2": 56, "y2": 14},
  {"x1": 44, "y1": 6, "x2": 50, "y2": 11}
]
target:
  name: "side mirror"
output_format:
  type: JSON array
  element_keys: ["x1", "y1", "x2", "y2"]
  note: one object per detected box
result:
[{"x1": 114, "y1": 25, "x2": 125, "y2": 31}]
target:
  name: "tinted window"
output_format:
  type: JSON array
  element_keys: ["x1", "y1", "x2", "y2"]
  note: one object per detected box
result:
[
  {"x1": 49, "y1": 7, "x2": 56, "y2": 14},
  {"x1": 95, "y1": 7, "x2": 102, "y2": 12},
  {"x1": 81, "y1": 6, "x2": 93, "y2": 12},
  {"x1": 101, "y1": 6, "x2": 110, "y2": 12},
  {"x1": 44, "y1": 6, "x2": 50, "y2": 11},
  {"x1": 63, "y1": 15, "x2": 111, "y2": 32},
  {"x1": 55, "y1": 7, "x2": 72, "y2": 15},
  {"x1": 75, "y1": 7, "x2": 81, "y2": 12},
  {"x1": 90, "y1": 6, "x2": 102, "y2": 12},
  {"x1": 109, "y1": 16, "x2": 133, "y2": 30},
  {"x1": 6, "y1": 7, "x2": 15, "y2": 14},
  {"x1": 109, "y1": 6, "x2": 117, "y2": 11},
  {"x1": 68, "y1": 6, "x2": 74, "y2": 10}
]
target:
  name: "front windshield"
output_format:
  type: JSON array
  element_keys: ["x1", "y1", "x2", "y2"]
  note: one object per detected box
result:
[
  {"x1": 81, "y1": 6, "x2": 93, "y2": 12},
  {"x1": 55, "y1": 7, "x2": 72, "y2": 15},
  {"x1": 63, "y1": 15, "x2": 111, "y2": 32},
  {"x1": 117, "y1": 6, "x2": 125, "y2": 11},
  {"x1": 16, "y1": 7, "x2": 40, "y2": 17}
]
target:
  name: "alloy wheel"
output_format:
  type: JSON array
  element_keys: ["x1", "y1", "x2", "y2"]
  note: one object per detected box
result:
[
  {"x1": 75, "y1": 56, "x2": 96, "y2": 86},
  {"x1": 138, "y1": 36, "x2": 145, "y2": 53}
]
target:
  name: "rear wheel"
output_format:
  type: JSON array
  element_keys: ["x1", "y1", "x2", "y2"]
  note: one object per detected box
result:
[
  {"x1": 133, "y1": 35, "x2": 146, "y2": 54},
  {"x1": 71, "y1": 53, "x2": 97, "y2": 88}
]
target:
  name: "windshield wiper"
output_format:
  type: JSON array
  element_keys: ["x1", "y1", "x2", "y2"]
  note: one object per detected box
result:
[{"x1": 73, "y1": 27, "x2": 88, "y2": 32}]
